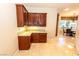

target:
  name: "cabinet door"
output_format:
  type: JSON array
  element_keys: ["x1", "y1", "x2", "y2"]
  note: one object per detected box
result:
[
  {"x1": 25, "y1": 36, "x2": 31, "y2": 50},
  {"x1": 18, "y1": 36, "x2": 26, "y2": 50},
  {"x1": 39, "y1": 33, "x2": 47, "y2": 42},
  {"x1": 24, "y1": 12, "x2": 28, "y2": 25},
  {"x1": 31, "y1": 33, "x2": 39, "y2": 43},
  {"x1": 16, "y1": 4, "x2": 28, "y2": 27},
  {"x1": 28, "y1": 13, "x2": 35, "y2": 26},
  {"x1": 34, "y1": 13, "x2": 40, "y2": 26},
  {"x1": 23, "y1": 6, "x2": 28, "y2": 26},
  {"x1": 18, "y1": 36, "x2": 30, "y2": 50},
  {"x1": 23, "y1": 7, "x2": 26, "y2": 25},
  {"x1": 16, "y1": 4, "x2": 24, "y2": 27},
  {"x1": 28, "y1": 13, "x2": 47, "y2": 26},
  {"x1": 39, "y1": 13, "x2": 46, "y2": 26}
]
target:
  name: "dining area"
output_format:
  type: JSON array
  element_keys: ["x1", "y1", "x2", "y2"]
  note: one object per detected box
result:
[
  {"x1": 58, "y1": 16, "x2": 78, "y2": 37},
  {"x1": 63, "y1": 28, "x2": 76, "y2": 37}
]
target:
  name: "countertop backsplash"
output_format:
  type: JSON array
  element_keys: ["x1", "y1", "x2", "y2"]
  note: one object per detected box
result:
[
  {"x1": 17, "y1": 26, "x2": 46, "y2": 36},
  {"x1": 17, "y1": 26, "x2": 46, "y2": 32}
]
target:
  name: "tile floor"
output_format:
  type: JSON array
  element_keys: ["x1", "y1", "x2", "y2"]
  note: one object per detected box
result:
[{"x1": 14, "y1": 36, "x2": 78, "y2": 56}]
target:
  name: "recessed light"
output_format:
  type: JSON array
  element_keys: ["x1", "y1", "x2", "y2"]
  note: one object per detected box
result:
[{"x1": 64, "y1": 8, "x2": 69, "y2": 11}]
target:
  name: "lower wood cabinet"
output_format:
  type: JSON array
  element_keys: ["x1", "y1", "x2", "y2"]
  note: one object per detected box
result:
[
  {"x1": 18, "y1": 33, "x2": 47, "y2": 50},
  {"x1": 31, "y1": 33, "x2": 47, "y2": 43},
  {"x1": 18, "y1": 36, "x2": 31, "y2": 50},
  {"x1": 39, "y1": 33, "x2": 47, "y2": 43},
  {"x1": 31, "y1": 33, "x2": 39, "y2": 43}
]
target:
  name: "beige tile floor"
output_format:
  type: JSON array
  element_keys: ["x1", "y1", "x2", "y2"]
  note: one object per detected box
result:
[{"x1": 14, "y1": 36, "x2": 78, "y2": 56}]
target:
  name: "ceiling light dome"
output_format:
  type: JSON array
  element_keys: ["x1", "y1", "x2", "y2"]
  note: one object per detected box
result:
[{"x1": 64, "y1": 8, "x2": 69, "y2": 11}]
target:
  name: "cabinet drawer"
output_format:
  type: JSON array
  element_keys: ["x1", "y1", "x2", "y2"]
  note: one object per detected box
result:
[
  {"x1": 39, "y1": 33, "x2": 47, "y2": 38},
  {"x1": 39, "y1": 33, "x2": 47, "y2": 35}
]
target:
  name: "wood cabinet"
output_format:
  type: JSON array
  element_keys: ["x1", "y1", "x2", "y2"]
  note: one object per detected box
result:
[
  {"x1": 28, "y1": 13, "x2": 47, "y2": 26},
  {"x1": 31, "y1": 33, "x2": 47, "y2": 43},
  {"x1": 39, "y1": 33, "x2": 47, "y2": 42},
  {"x1": 18, "y1": 36, "x2": 31, "y2": 50},
  {"x1": 18, "y1": 33, "x2": 47, "y2": 50},
  {"x1": 16, "y1": 4, "x2": 28, "y2": 27},
  {"x1": 31, "y1": 33, "x2": 39, "y2": 43}
]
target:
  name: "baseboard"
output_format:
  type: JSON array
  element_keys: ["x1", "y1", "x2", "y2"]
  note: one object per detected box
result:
[{"x1": 13, "y1": 49, "x2": 19, "y2": 56}]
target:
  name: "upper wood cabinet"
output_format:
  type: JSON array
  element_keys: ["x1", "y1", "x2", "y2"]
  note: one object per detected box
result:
[
  {"x1": 16, "y1": 4, "x2": 47, "y2": 27},
  {"x1": 28, "y1": 13, "x2": 47, "y2": 26},
  {"x1": 16, "y1": 4, "x2": 28, "y2": 27}
]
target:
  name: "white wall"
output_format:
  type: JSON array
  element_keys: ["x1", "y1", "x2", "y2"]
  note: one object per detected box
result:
[
  {"x1": 75, "y1": 16, "x2": 79, "y2": 54},
  {"x1": 24, "y1": 6, "x2": 58, "y2": 39},
  {"x1": 0, "y1": 4, "x2": 18, "y2": 55},
  {"x1": 60, "y1": 8, "x2": 79, "y2": 16},
  {"x1": 76, "y1": 16, "x2": 79, "y2": 36}
]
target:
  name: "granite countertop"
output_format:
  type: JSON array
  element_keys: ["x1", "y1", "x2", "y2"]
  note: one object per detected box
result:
[
  {"x1": 18, "y1": 31, "x2": 32, "y2": 36},
  {"x1": 17, "y1": 30, "x2": 47, "y2": 36}
]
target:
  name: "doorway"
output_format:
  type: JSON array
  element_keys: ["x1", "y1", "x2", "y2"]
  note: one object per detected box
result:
[{"x1": 57, "y1": 16, "x2": 78, "y2": 37}]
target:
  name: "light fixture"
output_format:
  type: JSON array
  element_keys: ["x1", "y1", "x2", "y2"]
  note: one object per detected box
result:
[{"x1": 64, "y1": 8, "x2": 69, "y2": 11}]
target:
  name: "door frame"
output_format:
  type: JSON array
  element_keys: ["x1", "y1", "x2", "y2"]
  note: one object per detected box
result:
[{"x1": 55, "y1": 13, "x2": 59, "y2": 36}]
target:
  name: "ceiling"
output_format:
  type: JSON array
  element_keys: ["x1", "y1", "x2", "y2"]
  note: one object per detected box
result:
[{"x1": 24, "y1": 3, "x2": 79, "y2": 12}]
